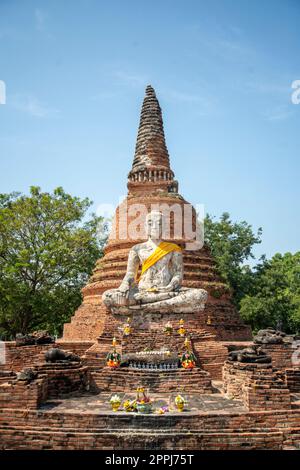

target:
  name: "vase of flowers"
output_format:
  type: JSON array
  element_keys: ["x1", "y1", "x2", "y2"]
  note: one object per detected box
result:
[
  {"x1": 123, "y1": 317, "x2": 132, "y2": 336},
  {"x1": 110, "y1": 394, "x2": 121, "y2": 411},
  {"x1": 106, "y1": 350, "x2": 121, "y2": 368},
  {"x1": 164, "y1": 321, "x2": 173, "y2": 335},
  {"x1": 136, "y1": 386, "x2": 152, "y2": 413},
  {"x1": 180, "y1": 351, "x2": 196, "y2": 369},
  {"x1": 177, "y1": 318, "x2": 186, "y2": 337},
  {"x1": 175, "y1": 394, "x2": 186, "y2": 412}
]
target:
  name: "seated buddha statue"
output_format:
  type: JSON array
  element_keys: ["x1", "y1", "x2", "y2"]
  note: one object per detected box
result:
[{"x1": 102, "y1": 211, "x2": 208, "y2": 314}]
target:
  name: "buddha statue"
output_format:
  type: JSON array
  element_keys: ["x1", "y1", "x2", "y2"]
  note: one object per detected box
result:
[{"x1": 102, "y1": 211, "x2": 208, "y2": 314}]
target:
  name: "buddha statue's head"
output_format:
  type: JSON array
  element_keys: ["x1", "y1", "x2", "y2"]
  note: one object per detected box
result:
[{"x1": 145, "y1": 211, "x2": 163, "y2": 240}]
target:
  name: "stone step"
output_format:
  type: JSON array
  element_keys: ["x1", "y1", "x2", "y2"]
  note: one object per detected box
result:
[{"x1": 0, "y1": 427, "x2": 285, "y2": 450}]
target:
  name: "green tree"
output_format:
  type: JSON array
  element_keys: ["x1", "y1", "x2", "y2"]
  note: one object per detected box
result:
[
  {"x1": 240, "y1": 252, "x2": 300, "y2": 333},
  {"x1": 0, "y1": 187, "x2": 107, "y2": 339},
  {"x1": 204, "y1": 212, "x2": 262, "y2": 307}
]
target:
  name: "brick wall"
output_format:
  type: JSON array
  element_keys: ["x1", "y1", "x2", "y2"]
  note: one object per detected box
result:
[
  {"x1": 259, "y1": 343, "x2": 294, "y2": 370},
  {"x1": 223, "y1": 361, "x2": 291, "y2": 411},
  {"x1": 93, "y1": 366, "x2": 213, "y2": 394},
  {"x1": 285, "y1": 367, "x2": 300, "y2": 392},
  {"x1": 0, "y1": 406, "x2": 300, "y2": 449},
  {"x1": 0, "y1": 376, "x2": 47, "y2": 409},
  {"x1": 0, "y1": 341, "x2": 94, "y2": 372}
]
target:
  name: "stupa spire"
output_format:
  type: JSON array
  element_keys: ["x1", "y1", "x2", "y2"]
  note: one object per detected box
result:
[{"x1": 128, "y1": 85, "x2": 177, "y2": 192}]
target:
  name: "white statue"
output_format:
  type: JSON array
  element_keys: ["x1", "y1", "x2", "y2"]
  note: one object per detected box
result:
[{"x1": 102, "y1": 211, "x2": 207, "y2": 313}]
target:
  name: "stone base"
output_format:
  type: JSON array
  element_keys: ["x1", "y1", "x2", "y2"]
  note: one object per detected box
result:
[{"x1": 92, "y1": 367, "x2": 214, "y2": 394}]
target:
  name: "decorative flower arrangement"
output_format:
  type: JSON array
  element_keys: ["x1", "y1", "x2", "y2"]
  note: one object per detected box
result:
[
  {"x1": 175, "y1": 394, "x2": 186, "y2": 412},
  {"x1": 136, "y1": 386, "x2": 152, "y2": 413},
  {"x1": 164, "y1": 321, "x2": 173, "y2": 335},
  {"x1": 106, "y1": 337, "x2": 121, "y2": 368},
  {"x1": 177, "y1": 318, "x2": 186, "y2": 337},
  {"x1": 123, "y1": 399, "x2": 137, "y2": 412},
  {"x1": 109, "y1": 394, "x2": 121, "y2": 411},
  {"x1": 123, "y1": 317, "x2": 132, "y2": 336},
  {"x1": 180, "y1": 350, "x2": 196, "y2": 369}
]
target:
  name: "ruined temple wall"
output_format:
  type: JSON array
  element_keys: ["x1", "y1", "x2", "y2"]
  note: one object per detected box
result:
[
  {"x1": 285, "y1": 367, "x2": 300, "y2": 392},
  {"x1": 223, "y1": 361, "x2": 291, "y2": 411},
  {"x1": 0, "y1": 376, "x2": 48, "y2": 409},
  {"x1": 259, "y1": 343, "x2": 294, "y2": 370},
  {"x1": 0, "y1": 363, "x2": 92, "y2": 410},
  {"x1": 0, "y1": 341, "x2": 93, "y2": 372}
]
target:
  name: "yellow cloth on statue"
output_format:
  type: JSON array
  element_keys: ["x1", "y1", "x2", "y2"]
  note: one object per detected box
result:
[{"x1": 136, "y1": 241, "x2": 182, "y2": 283}]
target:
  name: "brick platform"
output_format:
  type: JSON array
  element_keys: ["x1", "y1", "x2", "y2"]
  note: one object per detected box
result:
[{"x1": 0, "y1": 392, "x2": 300, "y2": 449}]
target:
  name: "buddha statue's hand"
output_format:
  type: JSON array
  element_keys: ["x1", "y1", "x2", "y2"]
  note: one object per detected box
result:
[
  {"x1": 118, "y1": 278, "x2": 132, "y2": 295},
  {"x1": 157, "y1": 283, "x2": 175, "y2": 293},
  {"x1": 158, "y1": 277, "x2": 181, "y2": 292},
  {"x1": 114, "y1": 291, "x2": 128, "y2": 306}
]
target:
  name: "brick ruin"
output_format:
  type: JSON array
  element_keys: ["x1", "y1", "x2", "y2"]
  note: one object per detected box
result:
[{"x1": 0, "y1": 86, "x2": 300, "y2": 450}]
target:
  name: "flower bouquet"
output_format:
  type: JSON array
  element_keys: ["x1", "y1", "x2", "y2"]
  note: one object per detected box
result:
[
  {"x1": 164, "y1": 321, "x2": 173, "y2": 335},
  {"x1": 123, "y1": 399, "x2": 137, "y2": 412},
  {"x1": 106, "y1": 350, "x2": 121, "y2": 368},
  {"x1": 123, "y1": 317, "x2": 132, "y2": 336},
  {"x1": 109, "y1": 394, "x2": 121, "y2": 411},
  {"x1": 177, "y1": 318, "x2": 186, "y2": 337},
  {"x1": 180, "y1": 351, "x2": 196, "y2": 369},
  {"x1": 136, "y1": 386, "x2": 152, "y2": 413}
]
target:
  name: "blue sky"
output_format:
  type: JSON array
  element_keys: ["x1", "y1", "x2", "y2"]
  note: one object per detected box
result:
[{"x1": 0, "y1": 0, "x2": 299, "y2": 262}]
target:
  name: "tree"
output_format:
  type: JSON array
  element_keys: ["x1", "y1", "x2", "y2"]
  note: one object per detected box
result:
[
  {"x1": 240, "y1": 252, "x2": 300, "y2": 333},
  {"x1": 0, "y1": 187, "x2": 107, "y2": 339},
  {"x1": 204, "y1": 212, "x2": 262, "y2": 307}
]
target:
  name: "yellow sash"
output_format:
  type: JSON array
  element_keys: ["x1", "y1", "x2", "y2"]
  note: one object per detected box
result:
[{"x1": 136, "y1": 241, "x2": 182, "y2": 282}]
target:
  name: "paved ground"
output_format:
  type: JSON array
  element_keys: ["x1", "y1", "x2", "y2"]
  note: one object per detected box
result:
[{"x1": 40, "y1": 391, "x2": 247, "y2": 415}]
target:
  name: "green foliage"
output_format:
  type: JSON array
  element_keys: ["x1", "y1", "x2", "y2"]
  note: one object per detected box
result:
[
  {"x1": 204, "y1": 213, "x2": 300, "y2": 334},
  {"x1": 0, "y1": 186, "x2": 107, "y2": 339},
  {"x1": 204, "y1": 212, "x2": 262, "y2": 307},
  {"x1": 240, "y1": 252, "x2": 300, "y2": 334}
]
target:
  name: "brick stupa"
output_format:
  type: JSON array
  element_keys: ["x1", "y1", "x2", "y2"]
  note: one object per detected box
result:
[{"x1": 63, "y1": 85, "x2": 251, "y2": 343}]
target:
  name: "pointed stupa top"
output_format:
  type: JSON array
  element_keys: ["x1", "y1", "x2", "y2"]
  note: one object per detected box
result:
[
  {"x1": 131, "y1": 85, "x2": 171, "y2": 172},
  {"x1": 128, "y1": 86, "x2": 177, "y2": 193}
]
